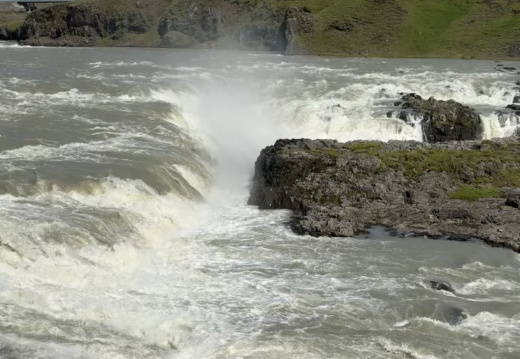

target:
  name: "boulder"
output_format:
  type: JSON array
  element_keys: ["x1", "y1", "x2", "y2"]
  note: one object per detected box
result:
[
  {"x1": 505, "y1": 196, "x2": 520, "y2": 208},
  {"x1": 443, "y1": 306, "x2": 467, "y2": 325},
  {"x1": 284, "y1": 7, "x2": 315, "y2": 55},
  {"x1": 430, "y1": 280, "x2": 455, "y2": 293},
  {"x1": 397, "y1": 94, "x2": 483, "y2": 143},
  {"x1": 506, "y1": 104, "x2": 520, "y2": 111},
  {"x1": 507, "y1": 44, "x2": 520, "y2": 57}
]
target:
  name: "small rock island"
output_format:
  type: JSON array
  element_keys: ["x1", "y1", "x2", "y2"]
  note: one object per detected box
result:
[{"x1": 248, "y1": 137, "x2": 520, "y2": 252}]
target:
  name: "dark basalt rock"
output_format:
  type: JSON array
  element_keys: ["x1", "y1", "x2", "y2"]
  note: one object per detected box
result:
[
  {"x1": 248, "y1": 138, "x2": 520, "y2": 252},
  {"x1": 17, "y1": 3, "x2": 153, "y2": 46},
  {"x1": 505, "y1": 196, "x2": 520, "y2": 208},
  {"x1": 506, "y1": 104, "x2": 520, "y2": 111},
  {"x1": 17, "y1": 0, "x2": 287, "y2": 50},
  {"x1": 443, "y1": 306, "x2": 467, "y2": 325},
  {"x1": 430, "y1": 280, "x2": 455, "y2": 293},
  {"x1": 513, "y1": 96, "x2": 520, "y2": 104},
  {"x1": 396, "y1": 94, "x2": 483, "y2": 143},
  {"x1": 0, "y1": 345, "x2": 19, "y2": 359}
]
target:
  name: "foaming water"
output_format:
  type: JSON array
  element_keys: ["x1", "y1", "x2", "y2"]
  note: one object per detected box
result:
[{"x1": 0, "y1": 47, "x2": 519, "y2": 358}]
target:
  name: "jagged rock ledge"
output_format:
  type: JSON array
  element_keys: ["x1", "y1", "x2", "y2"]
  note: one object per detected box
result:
[{"x1": 248, "y1": 137, "x2": 520, "y2": 252}]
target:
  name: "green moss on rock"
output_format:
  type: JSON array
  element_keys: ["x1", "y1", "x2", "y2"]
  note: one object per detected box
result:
[{"x1": 448, "y1": 186, "x2": 502, "y2": 201}]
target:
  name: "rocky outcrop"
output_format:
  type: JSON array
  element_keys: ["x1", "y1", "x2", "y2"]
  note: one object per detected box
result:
[
  {"x1": 248, "y1": 138, "x2": 520, "y2": 252},
  {"x1": 429, "y1": 281, "x2": 455, "y2": 293},
  {"x1": 13, "y1": 0, "x2": 287, "y2": 49},
  {"x1": 0, "y1": 25, "x2": 19, "y2": 40},
  {"x1": 0, "y1": 3, "x2": 25, "y2": 40},
  {"x1": 11, "y1": 0, "x2": 168, "y2": 47},
  {"x1": 4, "y1": 0, "x2": 518, "y2": 58},
  {"x1": 493, "y1": 84, "x2": 520, "y2": 131},
  {"x1": 396, "y1": 94, "x2": 483, "y2": 142},
  {"x1": 284, "y1": 7, "x2": 314, "y2": 55},
  {"x1": 17, "y1": 2, "x2": 158, "y2": 46},
  {"x1": 507, "y1": 44, "x2": 520, "y2": 58},
  {"x1": 157, "y1": 0, "x2": 286, "y2": 51}
]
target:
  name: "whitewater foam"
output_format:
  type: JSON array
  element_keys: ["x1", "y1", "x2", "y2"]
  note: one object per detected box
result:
[
  {"x1": 378, "y1": 338, "x2": 439, "y2": 359},
  {"x1": 2, "y1": 48, "x2": 520, "y2": 358}
]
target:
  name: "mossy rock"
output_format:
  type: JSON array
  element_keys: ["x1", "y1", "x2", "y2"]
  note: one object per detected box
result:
[
  {"x1": 449, "y1": 185, "x2": 503, "y2": 201},
  {"x1": 398, "y1": 94, "x2": 483, "y2": 142}
]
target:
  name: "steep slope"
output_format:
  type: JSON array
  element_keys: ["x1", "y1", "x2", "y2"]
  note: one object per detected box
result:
[
  {"x1": 8, "y1": 0, "x2": 520, "y2": 58},
  {"x1": 17, "y1": 0, "x2": 170, "y2": 46},
  {"x1": 0, "y1": 3, "x2": 30, "y2": 40}
]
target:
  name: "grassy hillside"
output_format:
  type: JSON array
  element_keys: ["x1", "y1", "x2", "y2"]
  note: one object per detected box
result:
[
  {"x1": 273, "y1": 0, "x2": 520, "y2": 58},
  {"x1": 8, "y1": 0, "x2": 520, "y2": 58}
]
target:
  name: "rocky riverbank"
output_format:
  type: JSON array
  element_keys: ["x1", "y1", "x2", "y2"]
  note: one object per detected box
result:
[
  {"x1": 248, "y1": 137, "x2": 520, "y2": 252},
  {"x1": 1, "y1": 0, "x2": 520, "y2": 58}
]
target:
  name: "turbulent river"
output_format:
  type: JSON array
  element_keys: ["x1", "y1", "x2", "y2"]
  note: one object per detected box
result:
[{"x1": 1, "y1": 43, "x2": 520, "y2": 359}]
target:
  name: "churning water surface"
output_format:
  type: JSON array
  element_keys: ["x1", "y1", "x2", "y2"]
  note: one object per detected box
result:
[{"x1": 0, "y1": 44, "x2": 520, "y2": 359}]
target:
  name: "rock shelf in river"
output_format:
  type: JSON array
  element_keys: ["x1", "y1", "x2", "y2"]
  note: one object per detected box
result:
[{"x1": 248, "y1": 137, "x2": 520, "y2": 252}]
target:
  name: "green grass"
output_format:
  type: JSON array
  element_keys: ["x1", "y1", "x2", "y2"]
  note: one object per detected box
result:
[
  {"x1": 254, "y1": 0, "x2": 520, "y2": 58},
  {"x1": 400, "y1": 0, "x2": 469, "y2": 56},
  {"x1": 344, "y1": 142, "x2": 384, "y2": 156},
  {"x1": 310, "y1": 148, "x2": 343, "y2": 158},
  {"x1": 448, "y1": 185, "x2": 502, "y2": 201},
  {"x1": 4, "y1": 20, "x2": 23, "y2": 32},
  {"x1": 341, "y1": 141, "x2": 520, "y2": 200}
]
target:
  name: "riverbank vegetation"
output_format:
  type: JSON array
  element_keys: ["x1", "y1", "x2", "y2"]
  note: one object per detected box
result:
[{"x1": 0, "y1": 0, "x2": 518, "y2": 58}]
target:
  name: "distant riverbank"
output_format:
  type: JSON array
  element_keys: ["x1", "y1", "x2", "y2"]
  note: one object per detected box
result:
[{"x1": 1, "y1": 0, "x2": 520, "y2": 59}]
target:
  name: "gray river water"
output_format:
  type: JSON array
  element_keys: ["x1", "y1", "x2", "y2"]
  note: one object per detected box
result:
[{"x1": 0, "y1": 43, "x2": 520, "y2": 358}]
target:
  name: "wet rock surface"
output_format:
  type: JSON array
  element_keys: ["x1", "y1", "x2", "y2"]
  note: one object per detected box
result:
[
  {"x1": 284, "y1": 6, "x2": 314, "y2": 55},
  {"x1": 17, "y1": 3, "x2": 153, "y2": 46},
  {"x1": 442, "y1": 306, "x2": 467, "y2": 325},
  {"x1": 248, "y1": 138, "x2": 520, "y2": 252},
  {"x1": 395, "y1": 94, "x2": 483, "y2": 142},
  {"x1": 430, "y1": 281, "x2": 455, "y2": 293}
]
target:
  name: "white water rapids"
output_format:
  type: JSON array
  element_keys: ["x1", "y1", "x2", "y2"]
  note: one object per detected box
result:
[{"x1": 0, "y1": 45, "x2": 520, "y2": 358}]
